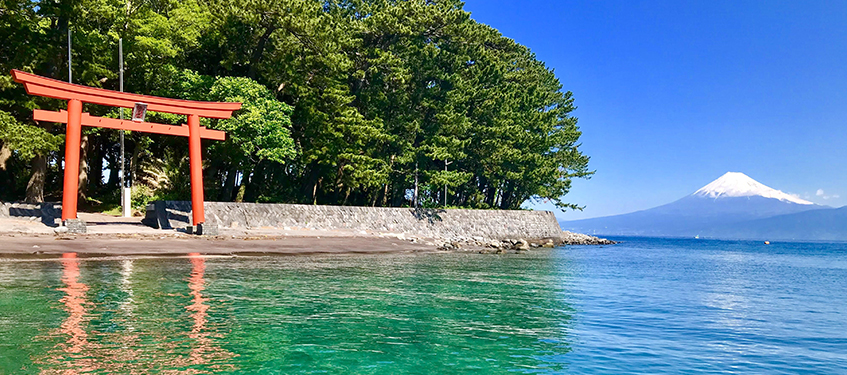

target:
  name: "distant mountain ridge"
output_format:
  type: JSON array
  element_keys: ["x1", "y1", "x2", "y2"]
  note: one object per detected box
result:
[
  {"x1": 701, "y1": 206, "x2": 847, "y2": 241},
  {"x1": 562, "y1": 172, "x2": 844, "y2": 241}
]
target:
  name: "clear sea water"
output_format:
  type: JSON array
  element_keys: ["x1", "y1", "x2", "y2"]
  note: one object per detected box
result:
[{"x1": 1, "y1": 237, "x2": 845, "y2": 374}]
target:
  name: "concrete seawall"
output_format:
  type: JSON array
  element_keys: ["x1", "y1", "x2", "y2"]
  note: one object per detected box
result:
[{"x1": 145, "y1": 201, "x2": 564, "y2": 242}]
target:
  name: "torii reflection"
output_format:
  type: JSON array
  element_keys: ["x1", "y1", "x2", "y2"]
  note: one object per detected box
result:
[
  {"x1": 59, "y1": 253, "x2": 88, "y2": 353},
  {"x1": 39, "y1": 253, "x2": 235, "y2": 373},
  {"x1": 186, "y1": 252, "x2": 215, "y2": 365},
  {"x1": 41, "y1": 252, "x2": 97, "y2": 374}
]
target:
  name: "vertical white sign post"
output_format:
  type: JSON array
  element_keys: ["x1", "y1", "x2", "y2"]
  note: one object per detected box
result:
[{"x1": 119, "y1": 38, "x2": 132, "y2": 217}]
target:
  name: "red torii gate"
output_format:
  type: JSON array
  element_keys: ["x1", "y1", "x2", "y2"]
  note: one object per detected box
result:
[{"x1": 11, "y1": 69, "x2": 242, "y2": 231}]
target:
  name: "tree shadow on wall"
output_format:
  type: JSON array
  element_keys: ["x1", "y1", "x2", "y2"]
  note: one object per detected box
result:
[{"x1": 413, "y1": 208, "x2": 446, "y2": 224}]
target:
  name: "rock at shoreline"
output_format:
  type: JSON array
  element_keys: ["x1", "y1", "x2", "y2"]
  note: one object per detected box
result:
[
  {"x1": 434, "y1": 231, "x2": 615, "y2": 253},
  {"x1": 561, "y1": 231, "x2": 617, "y2": 245}
]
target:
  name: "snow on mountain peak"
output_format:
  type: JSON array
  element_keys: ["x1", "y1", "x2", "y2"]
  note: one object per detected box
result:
[{"x1": 692, "y1": 172, "x2": 813, "y2": 205}]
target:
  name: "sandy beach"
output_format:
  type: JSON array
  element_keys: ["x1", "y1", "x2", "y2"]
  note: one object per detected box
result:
[{"x1": 0, "y1": 213, "x2": 438, "y2": 257}]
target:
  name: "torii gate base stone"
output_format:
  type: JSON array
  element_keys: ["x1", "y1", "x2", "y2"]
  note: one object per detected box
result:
[
  {"x1": 12, "y1": 70, "x2": 241, "y2": 235},
  {"x1": 63, "y1": 218, "x2": 87, "y2": 234}
]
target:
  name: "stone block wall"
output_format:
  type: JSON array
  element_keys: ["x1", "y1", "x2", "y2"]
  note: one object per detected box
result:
[{"x1": 147, "y1": 201, "x2": 564, "y2": 241}]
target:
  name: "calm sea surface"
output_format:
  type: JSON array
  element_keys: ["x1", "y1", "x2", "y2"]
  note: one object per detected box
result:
[{"x1": 1, "y1": 237, "x2": 846, "y2": 373}]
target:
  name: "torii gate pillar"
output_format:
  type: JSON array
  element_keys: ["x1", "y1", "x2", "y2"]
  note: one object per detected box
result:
[
  {"x1": 63, "y1": 99, "x2": 83, "y2": 221},
  {"x1": 187, "y1": 114, "x2": 205, "y2": 226}
]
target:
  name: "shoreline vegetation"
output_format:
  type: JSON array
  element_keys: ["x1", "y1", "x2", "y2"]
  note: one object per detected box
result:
[{"x1": 0, "y1": 0, "x2": 591, "y2": 214}]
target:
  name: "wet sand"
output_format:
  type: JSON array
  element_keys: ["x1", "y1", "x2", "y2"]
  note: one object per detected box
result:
[{"x1": 0, "y1": 234, "x2": 436, "y2": 257}]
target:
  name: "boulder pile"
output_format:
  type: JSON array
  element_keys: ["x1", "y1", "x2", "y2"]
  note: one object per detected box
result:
[
  {"x1": 437, "y1": 237, "x2": 558, "y2": 253},
  {"x1": 376, "y1": 230, "x2": 616, "y2": 254},
  {"x1": 432, "y1": 232, "x2": 616, "y2": 254},
  {"x1": 561, "y1": 231, "x2": 617, "y2": 245}
]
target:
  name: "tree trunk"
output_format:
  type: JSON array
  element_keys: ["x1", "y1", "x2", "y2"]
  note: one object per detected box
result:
[
  {"x1": 371, "y1": 188, "x2": 380, "y2": 207},
  {"x1": 0, "y1": 142, "x2": 11, "y2": 171},
  {"x1": 88, "y1": 137, "x2": 103, "y2": 194},
  {"x1": 219, "y1": 167, "x2": 238, "y2": 201},
  {"x1": 25, "y1": 121, "x2": 54, "y2": 203},
  {"x1": 204, "y1": 163, "x2": 219, "y2": 201},
  {"x1": 485, "y1": 182, "x2": 497, "y2": 207},
  {"x1": 500, "y1": 181, "x2": 515, "y2": 210},
  {"x1": 334, "y1": 162, "x2": 345, "y2": 205},
  {"x1": 300, "y1": 165, "x2": 319, "y2": 205},
  {"x1": 247, "y1": 27, "x2": 276, "y2": 80},
  {"x1": 312, "y1": 177, "x2": 321, "y2": 205},
  {"x1": 78, "y1": 133, "x2": 89, "y2": 201},
  {"x1": 382, "y1": 155, "x2": 395, "y2": 207},
  {"x1": 393, "y1": 183, "x2": 405, "y2": 207},
  {"x1": 235, "y1": 179, "x2": 246, "y2": 202},
  {"x1": 342, "y1": 187, "x2": 351, "y2": 206},
  {"x1": 129, "y1": 138, "x2": 140, "y2": 186},
  {"x1": 243, "y1": 161, "x2": 266, "y2": 202},
  {"x1": 25, "y1": 154, "x2": 47, "y2": 203},
  {"x1": 381, "y1": 183, "x2": 389, "y2": 206},
  {"x1": 413, "y1": 161, "x2": 419, "y2": 208},
  {"x1": 106, "y1": 151, "x2": 120, "y2": 190}
]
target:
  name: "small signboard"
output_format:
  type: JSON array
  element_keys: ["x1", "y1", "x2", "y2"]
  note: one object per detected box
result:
[{"x1": 131, "y1": 102, "x2": 147, "y2": 122}]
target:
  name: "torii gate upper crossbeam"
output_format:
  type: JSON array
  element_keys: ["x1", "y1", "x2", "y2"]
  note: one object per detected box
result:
[{"x1": 13, "y1": 70, "x2": 240, "y2": 118}]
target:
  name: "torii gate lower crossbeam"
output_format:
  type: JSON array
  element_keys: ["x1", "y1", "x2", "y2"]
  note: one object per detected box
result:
[{"x1": 11, "y1": 70, "x2": 241, "y2": 230}]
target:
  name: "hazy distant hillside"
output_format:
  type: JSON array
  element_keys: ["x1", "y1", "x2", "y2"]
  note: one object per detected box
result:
[{"x1": 701, "y1": 206, "x2": 847, "y2": 241}]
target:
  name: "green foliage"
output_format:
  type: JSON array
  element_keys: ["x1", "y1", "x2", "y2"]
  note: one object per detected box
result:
[
  {"x1": 152, "y1": 69, "x2": 296, "y2": 168},
  {"x1": 208, "y1": 76, "x2": 296, "y2": 165},
  {"x1": 130, "y1": 184, "x2": 153, "y2": 210},
  {"x1": 0, "y1": 110, "x2": 63, "y2": 160},
  {"x1": 0, "y1": 0, "x2": 593, "y2": 211}
]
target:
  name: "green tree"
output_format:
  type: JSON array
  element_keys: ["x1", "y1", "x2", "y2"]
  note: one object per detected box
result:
[
  {"x1": 0, "y1": 110, "x2": 63, "y2": 167},
  {"x1": 149, "y1": 70, "x2": 296, "y2": 202},
  {"x1": 0, "y1": 0, "x2": 593, "y2": 212}
]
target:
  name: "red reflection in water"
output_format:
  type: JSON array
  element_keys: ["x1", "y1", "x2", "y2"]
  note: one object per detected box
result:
[
  {"x1": 59, "y1": 253, "x2": 88, "y2": 353},
  {"x1": 38, "y1": 253, "x2": 235, "y2": 373},
  {"x1": 187, "y1": 253, "x2": 212, "y2": 364},
  {"x1": 47, "y1": 252, "x2": 97, "y2": 374}
]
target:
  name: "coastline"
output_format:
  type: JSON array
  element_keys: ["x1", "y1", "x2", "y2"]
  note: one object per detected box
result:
[{"x1": 0, "y1": 212, "x2": 615, "y2": 257}]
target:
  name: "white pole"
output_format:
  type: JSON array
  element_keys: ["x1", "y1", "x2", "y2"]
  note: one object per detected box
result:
[
  {"x1": 443, "y1": 159, "x2": 453, "y2": 208},
  {"x1": 67, "y1": 29, "x2": 72, "y2": 83},
  {"x1": 62, "y1": 27, "x2": 71, "y2": 228},
  {"x1": 414, "y1": 161, "x2": 418, "y2": 208},
  {"x1": 119, "y1": 38, "x2": 131, "y2": 217}
]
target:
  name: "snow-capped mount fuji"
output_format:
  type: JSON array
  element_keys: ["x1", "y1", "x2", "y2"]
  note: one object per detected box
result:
[
  {"x1": 692, "y1": 172, "x2": 813, "y2": 204},
  {"x1": 561, "y1": 172, "x2": 826, "y2": 238}
]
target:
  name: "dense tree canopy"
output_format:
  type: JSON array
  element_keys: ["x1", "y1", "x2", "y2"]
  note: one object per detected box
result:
[{"x1": 0, "y1": 0, "x2": 593, "y2": 210}]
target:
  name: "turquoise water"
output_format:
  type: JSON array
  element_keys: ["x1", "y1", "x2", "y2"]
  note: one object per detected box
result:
[{"x1": 0, "y1": 237, "x2": 845, "y2": 373}]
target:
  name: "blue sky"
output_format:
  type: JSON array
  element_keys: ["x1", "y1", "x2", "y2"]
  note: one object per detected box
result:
[{"x1": 462, "y1": 0, "x2": 847, "y2": 220}]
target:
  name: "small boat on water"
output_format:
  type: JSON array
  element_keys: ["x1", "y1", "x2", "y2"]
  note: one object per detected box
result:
[{"x1": 764, "y1": 241, "x2": 770, "y2": 245}]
